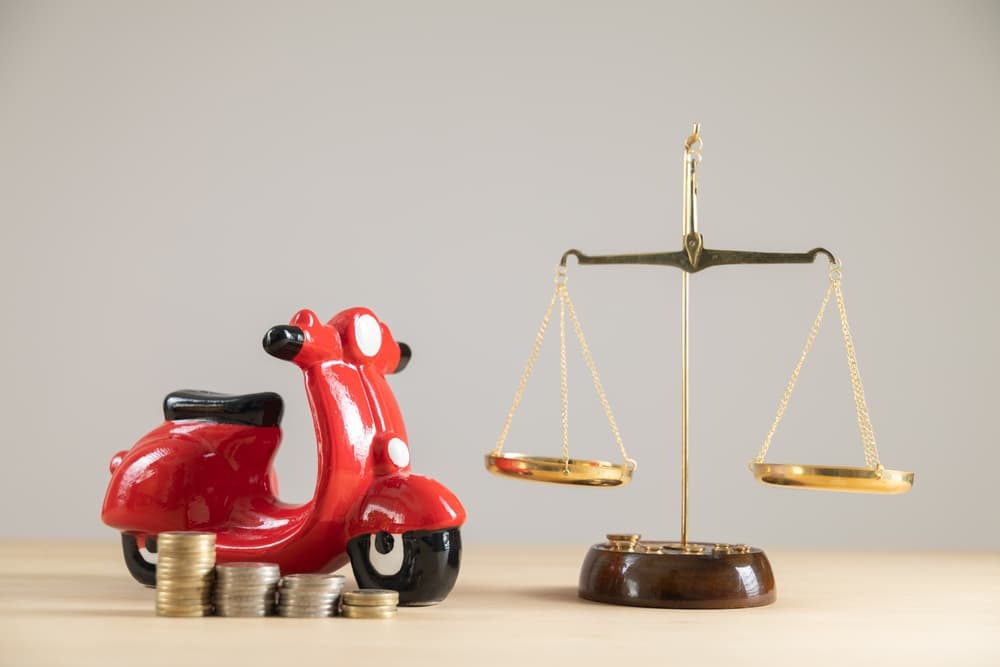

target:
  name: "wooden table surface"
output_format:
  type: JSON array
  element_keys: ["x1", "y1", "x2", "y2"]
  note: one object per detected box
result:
[{"x1": 1, "y1": 542, "x2": 997, "y2": 666}]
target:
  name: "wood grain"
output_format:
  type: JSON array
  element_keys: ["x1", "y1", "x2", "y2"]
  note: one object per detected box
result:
[{"x1": 579, "y1": 543, "x2": 776, "y2": 608}]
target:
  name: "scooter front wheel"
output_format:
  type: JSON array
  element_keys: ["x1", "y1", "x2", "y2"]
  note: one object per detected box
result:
[{"x1": 347, "y1": 527, "x2": 461, "y2": 606}]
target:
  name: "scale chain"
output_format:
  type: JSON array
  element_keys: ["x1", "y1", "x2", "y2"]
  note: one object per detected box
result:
[
  {"x1": 492, "y1": 275, "x2": 560, "y2": 457},
  {"x1": 833, "y1": 275, "x2": 882, "y2": 472},
  {"x1": 562, "y1": 286, "x2": 632, "y2": 469},
  {"x1": 493, "y1": 266, "x2": 633, "y2": 470},
  {"x1": 753, "y1": 263, "x2": 882, "y2": 473}
]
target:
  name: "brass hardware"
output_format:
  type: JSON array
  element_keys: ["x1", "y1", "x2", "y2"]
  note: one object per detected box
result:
[
  {"x1": 751, "y1": 261, "x2": 914, "y2": 493},
  {"x1": 683, "y1": 123, "x2": 703, "y2": 269},
  {"x1": 683, "y1": 233, "x2": 704, "y2": 269},
  {"x1": 751, "y1": 463, "x2": 913, "y2": 494},
  {"x1": 606, "y1": 534, "x2": 641, "y2": 551},
  {"x1": 681, "y1": 263, "x2": 690, "y2": 546},
  {"x1": 487, "y1": 265, "x2": 635, "y2": 486},
  {"x1": 490, "y1": 124, "x2": 910, "y2": 578},
  {"x1": 593, "y1": 540, "x2": 761, "y2": 559},
  {"x1": 485, "y1": 453, "x2": 635, "y2": 486},
  {"x1": 559, "y1": 246, "x2": 836, "y2": 273},
  {"x1": 680, "y1": 124, "x2": 697, "y2": 547}
]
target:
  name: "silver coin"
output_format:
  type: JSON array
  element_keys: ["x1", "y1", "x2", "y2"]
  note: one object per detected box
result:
[
  {"x1": 277, "y1": 610, "x2": 333, "y2": 618},
  {"x1": 215, "y1": 607, "x2": 272, "y2": 617},
  {"x1": 282, "y1": 591, "x2": 342, "y2": 600},
  {"x1": 216, "y1": 562, "x2": 280, "y2": 573},
  {"x1": 279, "y1": 574, "x2": 345, "y2": 586}
]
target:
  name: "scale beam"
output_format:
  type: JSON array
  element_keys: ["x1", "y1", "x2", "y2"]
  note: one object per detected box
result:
[{"x1": 559, "y1": 246, "x2": 836, "y2": 273}]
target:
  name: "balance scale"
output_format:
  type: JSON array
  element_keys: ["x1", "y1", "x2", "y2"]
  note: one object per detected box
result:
[{"x1": 484, "y1": 124, "x2": 914, "y2": 609}]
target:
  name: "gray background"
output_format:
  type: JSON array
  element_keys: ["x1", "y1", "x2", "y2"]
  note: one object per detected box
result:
[{"x1": 1, "y1": 0, "x2": 997, "y2": 547}]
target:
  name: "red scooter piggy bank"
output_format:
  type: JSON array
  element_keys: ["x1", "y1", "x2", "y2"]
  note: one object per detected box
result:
[{"x1": 101, "y1": 307, "x2": 465, "y2": 605}]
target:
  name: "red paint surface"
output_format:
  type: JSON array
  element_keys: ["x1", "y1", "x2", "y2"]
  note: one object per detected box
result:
[{"x1": 101, "y1": 307, "x2": 465, "y2": 574}]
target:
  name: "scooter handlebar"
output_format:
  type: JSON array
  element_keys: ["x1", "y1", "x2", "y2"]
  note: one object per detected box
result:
[
  {"x1": 264, "y1": 323, "x2": 411, "y2": 374},
  {"x1": 394, "y1": 342, "x2": 412, "y2": 374},
  {"x1": 263, "y1": 325, "x2": 305, "y2": 361}
]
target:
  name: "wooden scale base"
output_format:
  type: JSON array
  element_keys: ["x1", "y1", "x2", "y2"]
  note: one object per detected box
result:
[{"x1": 578, "y1": 536, "x2": 776, "y2": 609}]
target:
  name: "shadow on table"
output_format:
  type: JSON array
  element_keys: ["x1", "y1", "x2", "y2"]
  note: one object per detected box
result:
[
  {"x1": 457, "y1": 584, "x2": 591, "y2": 606},
  {"x1": 513, "y1": 586, "x2": 588, "y2": 604}
]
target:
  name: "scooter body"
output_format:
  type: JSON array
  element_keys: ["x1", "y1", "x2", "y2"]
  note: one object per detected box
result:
[{"x1": 101, "y1": 307, "x2": 465, "y2": 605}]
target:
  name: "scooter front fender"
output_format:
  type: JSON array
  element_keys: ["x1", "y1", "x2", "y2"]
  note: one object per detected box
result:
[
  {"x1": 345, "y1": 472, "x2": 465, "y2": 537},
  {"x1": 345, "y1": 472, "x2": 464, "y2": 605}
]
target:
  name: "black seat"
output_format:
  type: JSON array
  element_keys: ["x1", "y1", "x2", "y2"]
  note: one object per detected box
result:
[{"x1": 163, "y1": 390, "x2": 284, "y2": 427}]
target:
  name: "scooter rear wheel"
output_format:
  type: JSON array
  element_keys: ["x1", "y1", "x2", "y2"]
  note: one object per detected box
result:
[
  {"x1": 347, "y1": 527, "x2": 461, "y2": 606},
  {"x1": 121, "y1": 533, "x2": 157, "y2": 587}
]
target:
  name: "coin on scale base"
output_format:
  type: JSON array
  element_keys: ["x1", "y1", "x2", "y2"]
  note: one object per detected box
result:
[
  {"x1": 340, "y1": 589, "x2": 399, "y2": 619},
  {"x1": 155, "y1": 531, "x2": 216, "y2": 617},
  {"x1": 276, "y1": 573, "x2": 346, "y2": 618},
  {"x1": 213, "y1": 562, "x2": 281, "y2": 617}
]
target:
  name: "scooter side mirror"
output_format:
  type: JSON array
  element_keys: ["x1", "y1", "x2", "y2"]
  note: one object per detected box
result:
[
  {"x1": 263, "y1": 325, "x2": 305, "y2": 361},
  {"x1": 394, "y1": 342, "x2": 412, "y2": 374}
]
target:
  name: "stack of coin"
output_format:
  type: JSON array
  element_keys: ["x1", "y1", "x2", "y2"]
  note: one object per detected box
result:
[
  {"x1": 340, "y1": 589, "x2": 399, "y2": 619},
  {"x1": 155, "y1": 531, "x2": 216, "y2": 617},
  {"x1": 276, "y1": 573, "x2": 346, "y2": 617},
  {"x1": 213, "y1": 562, "x2": 281, "y2": 617}
]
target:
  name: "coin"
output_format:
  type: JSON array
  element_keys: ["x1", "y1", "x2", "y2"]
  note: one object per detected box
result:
[
  {"x1": 341, "y1": 605, "x2": 398, "y2": 620},
  {"x1": 155, "y1": 532, "x2": 217, "y2": 617},
  {"x1": 216, "y1": 562, "x2": 280, "y2": 577},
  {"x1": 341, "y1": 589, "x2": 399, "y2": 607},
  {"x1": 279, "y1": 573, "x2": 345, "y2": 587},
  {"x1": 213, "y1": 562, "x2": 281, "y2": 617},
  {"x1": 276, "y1": 573, "x2": 345, "y2": 618},
  {"x1": 340, "y1": 588, "x2": 399, "y2": 620}
]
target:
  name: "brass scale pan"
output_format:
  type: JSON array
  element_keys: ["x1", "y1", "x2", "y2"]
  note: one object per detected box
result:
[
  {"x1": 486, "y1": 453, "x2": 634, "y2": 487},
  {"x1": 751, "y1": 462, "x2": 913, "y2": 494}
]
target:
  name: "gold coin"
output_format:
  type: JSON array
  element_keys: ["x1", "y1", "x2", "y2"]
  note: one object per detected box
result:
[
  {"x1": 341, "y1": 605, "x2": 397, "y2": 619},
  {"x1": 157, "y1": 531, "x2": 216, "y2": 541},
  {"x1": 156, "y1": 592, "x2": 212, "y2": 602},
  {"x1": 156, "y1": 567, "x2": 215, "y2": 576},
  {"x1": 157, "y1": 561, "x2": 214, "y2": 567},
  {"x1": 341, "y1": 589, "x2": 398, "y2": 606},
  {"x1": 277, "y1": 609, "x2": 334, "y2": 618},
  {"x1": 155, "y1": 582, "x2": 213, "y2": 592},
  {"x1": 155, "y1": 606, "x2": 212, "y2": 616}
]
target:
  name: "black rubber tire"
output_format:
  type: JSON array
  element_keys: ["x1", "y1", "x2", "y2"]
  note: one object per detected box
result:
[
  {"x1": 121, "y1": 533, "x2": 157, "y2": 587},
  {"x1": 347, "y1": 527, "x2": 461, "y2": 606}
]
